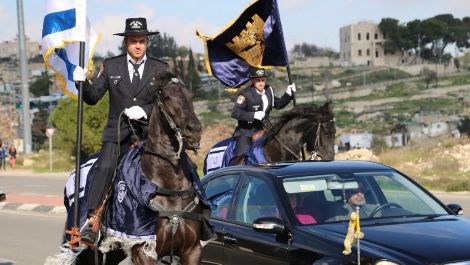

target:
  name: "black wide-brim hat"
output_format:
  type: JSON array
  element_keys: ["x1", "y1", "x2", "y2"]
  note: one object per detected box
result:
[
  {"x1": 113, "y1": 17, "x2": 160, "y2": 36},
  {"x1": 249, "y1": 67, "x2": 271, "y2": 78}
]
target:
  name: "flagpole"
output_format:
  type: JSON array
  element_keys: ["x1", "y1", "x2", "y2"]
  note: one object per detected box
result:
[
  {"x1": 71, "y1": 0, "x2": 87, "y2": 247},
  {"x1": 72, "y1": 42, "x2": 85, "y2": 241},
  {"x1": 286, "y1": 65, "x2": 305, "y2": 160},
  {"x1": 356, "y1": 206, "x2": 361, "y2": 265}
]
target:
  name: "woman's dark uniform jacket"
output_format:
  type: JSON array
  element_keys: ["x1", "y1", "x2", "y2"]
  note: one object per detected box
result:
[
  {"x1": 231, "y1": 85, "x2": 292, "y2": 137},
  {"x1": 82, "y1": 54, "x2": 168, "y2": 143}
]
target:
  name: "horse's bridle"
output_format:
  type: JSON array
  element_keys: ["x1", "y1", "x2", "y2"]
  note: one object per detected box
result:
[
  {"x1": 266, "y1": 118, "x2": 333, "y2": 160},
  {"x1": 143, "y1": 78, "x2": 187, "y2": 160}
]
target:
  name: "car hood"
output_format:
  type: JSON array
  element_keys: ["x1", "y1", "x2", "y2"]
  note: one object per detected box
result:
[{"x1": 313, "y1": 216, "x2": 470, "y2": 264}]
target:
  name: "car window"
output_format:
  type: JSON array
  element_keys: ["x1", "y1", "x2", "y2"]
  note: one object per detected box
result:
[
  {"x1": 205, "y1": 175, "x2": 238, "y2": 219},
  {"x1": 278, "y1": 171, "x2": 449, "y2": 223},
  {"x1": 234, "y1": 176, "x2": 280, "y2": 224}
]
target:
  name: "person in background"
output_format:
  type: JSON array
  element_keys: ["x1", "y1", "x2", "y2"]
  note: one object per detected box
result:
[
  {"x1": 8, "y1": 144, "x2": 16, "y2": 170},
  {"x1": 0, "y1": 140, "x2": 6, "y2": 170},
  {"x1": 228, "y1": 67, "x2": 296, "y2": 166},
  {"x1": 288, "y1": 193, "x2": 317, "y2": 225}
]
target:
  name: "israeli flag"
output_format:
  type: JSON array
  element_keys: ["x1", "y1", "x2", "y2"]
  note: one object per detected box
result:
[{"x1": 41, "y1": 0, "x2": 100, "y2": 99}]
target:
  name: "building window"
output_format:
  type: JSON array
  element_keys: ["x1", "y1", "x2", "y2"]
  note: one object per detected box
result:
[
  {"x1": 358, "y1": 49, "x2": 362, "y2": 56},
  {"x1": 343, "y1": 52, "x2": 345, "y2": 59},
  {"x1": 375, "y1": 49, "x2": 379, "y2": 58},
  {"x1": 366, "y1": 33, "x2": 370, "y2": 40},
  {"x1": 358, "y1": 33, "x2": 361, "y2": 41},
  {"x1": 383, "y1": 32, "x2": 387, "y2": 39},
  {"x1": 367, "y1": 49, "x2": 370, "y2": 56},
  {"x1": 374, "y1": 32, "x2": 378, "y2": 40},
  {"x1": 348, "y1": 51, "x2": 351, "y2": 58}
]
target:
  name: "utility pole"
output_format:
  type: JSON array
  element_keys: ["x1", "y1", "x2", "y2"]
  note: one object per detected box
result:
[{"x1": 17, "y1": 0, "x2": 32, "y2": 154}]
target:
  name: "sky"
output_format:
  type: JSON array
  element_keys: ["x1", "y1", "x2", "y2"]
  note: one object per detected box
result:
[{"x1": 1, "y1": 0, "x2": 470, "y2": 57}]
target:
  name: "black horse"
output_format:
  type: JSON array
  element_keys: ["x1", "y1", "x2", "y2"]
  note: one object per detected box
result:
[
  {"x1": 47, "y1": 71, "x2": 208, "y2": 265},
  {"x1": 204, "y1": 101, "x2": 336, "y2": 175}
]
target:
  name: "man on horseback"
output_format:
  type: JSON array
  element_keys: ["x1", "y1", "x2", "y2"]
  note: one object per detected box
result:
[
  {"x1": 228, "y1": 67, "x2": 296, "y2": 166},
  {"x1": 73, "y1": 17, "x2": 169, "y2": 244}
]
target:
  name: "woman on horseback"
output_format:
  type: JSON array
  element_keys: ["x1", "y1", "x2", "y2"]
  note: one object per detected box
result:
[{"x1": 229, "y1": 67, "x2": 296, "y2": 166}]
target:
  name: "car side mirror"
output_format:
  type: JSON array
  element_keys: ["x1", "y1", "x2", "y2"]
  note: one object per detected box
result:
[
  {"x1": 447, "y1": 203, "x2": 463, "y2": 215},
  {"x1": 252, "y1": 217, "x2": 285, "y2": 234}
]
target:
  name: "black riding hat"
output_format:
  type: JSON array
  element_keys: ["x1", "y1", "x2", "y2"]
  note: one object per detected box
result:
[
  {"x1": 249, "y1": 67, "x2": 271, "y2": 78},
  {"x1": 113, "y1": 17, "x2": 160, "y2": 36}
]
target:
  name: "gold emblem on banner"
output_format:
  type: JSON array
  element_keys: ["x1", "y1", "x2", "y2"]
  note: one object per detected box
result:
[{"x1": 226, "y1": 14, "x2": 265, "y2": 66}]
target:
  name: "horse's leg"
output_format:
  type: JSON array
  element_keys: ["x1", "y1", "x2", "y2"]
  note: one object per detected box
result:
[
  {"x1": 131, "y1": 244, "x2": 157, "y2": 265},
  {"x1": 179, "y1": 244, "x2": 202, "y2": 265}
]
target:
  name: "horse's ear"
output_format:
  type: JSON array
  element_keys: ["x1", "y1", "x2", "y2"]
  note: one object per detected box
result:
[
  {"x1": 175, "y1": 67, "x2": 184, "y2": 81},
  {"x1": 324, "y1": 101, "x2": 333, "y2": 114}
]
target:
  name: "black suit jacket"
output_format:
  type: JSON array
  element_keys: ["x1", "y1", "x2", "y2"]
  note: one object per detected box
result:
[
  {"x1": 231, "y1": 85, "x2": 292, "y2": 138},
  {"x1": 82, "y1": 54, "x2": 168, "y2": 142}
]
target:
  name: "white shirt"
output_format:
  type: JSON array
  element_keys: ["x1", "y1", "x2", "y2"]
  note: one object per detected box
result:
[
  {"x1": 127, "y1": 54, "x2": 147, "y2": 83},
  {"x1": 256, "y1": 89, "x2": 269, "y2": 112}
]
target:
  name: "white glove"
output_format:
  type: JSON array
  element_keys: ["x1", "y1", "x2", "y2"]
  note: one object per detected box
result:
[
  {"x1": 125, "y1": 106, "x2": 147, "y2": 120},
  {"x1": 254, "y1": 111, "x2": 265, "y2": 120},
  {"x1": 286, "y1": 83, "x2": 296, "y2": 96},
  {"x1": 73, "y1": 66, "x2": 88, "y2": 82}
]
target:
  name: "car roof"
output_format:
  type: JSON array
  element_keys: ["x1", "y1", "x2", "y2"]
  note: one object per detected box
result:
[{"x1": 203, "y1": 160, "x2": 395, "y2": 179}]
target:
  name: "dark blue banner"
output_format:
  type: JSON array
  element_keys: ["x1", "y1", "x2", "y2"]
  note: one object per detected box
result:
[{"x1": 197, "y1": 0, "x2": 288, "y2": 88}]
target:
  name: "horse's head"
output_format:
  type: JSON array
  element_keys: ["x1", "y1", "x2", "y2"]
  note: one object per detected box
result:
[
  {"x1": 262, "y1": 101, "x2": 336, "y2": 161},
  {"x1": 148, "y1": 71, "x2": 202, "y2": 155},
  {"x1": 303, "y1": 101, "x2": 336, "y2": 160}
]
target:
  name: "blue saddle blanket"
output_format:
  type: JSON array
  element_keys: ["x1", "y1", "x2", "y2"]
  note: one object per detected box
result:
[
  {"x1": 63, "y1": 141, "x2": 209, "y2": 242},
  {"x1": 203, "y1": 136, "x2": 267, "y2": 175}
]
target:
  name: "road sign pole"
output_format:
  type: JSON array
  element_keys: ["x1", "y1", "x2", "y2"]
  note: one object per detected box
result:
[{"x1": 49, "y1": 135, "x2": 52, "y2": 172}]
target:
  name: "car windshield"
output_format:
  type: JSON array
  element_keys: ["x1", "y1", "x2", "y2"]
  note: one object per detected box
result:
[{"x1": 282, "y1": 170, "x2": 449, "y2": 224}]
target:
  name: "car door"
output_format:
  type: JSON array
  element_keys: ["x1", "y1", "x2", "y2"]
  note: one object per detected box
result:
[
  {"x1": 222, "y1": 174, "x2": 288, "y2": 265},
  {"x1": 202, "y1": 173, "x2": 240, "y2": 264}
]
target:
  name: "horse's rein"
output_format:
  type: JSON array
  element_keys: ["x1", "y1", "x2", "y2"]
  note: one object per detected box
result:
[
  {"x1": 267, "y1": 118, "x2": 331, "y2": 161},
  {"x1": 144, "y1": 78, "x2": 184, "y2": 160}
]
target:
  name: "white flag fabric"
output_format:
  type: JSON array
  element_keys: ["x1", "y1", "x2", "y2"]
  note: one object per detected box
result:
[{"x1": 41, "y1": 0, "x2": 100, "y2": 99}]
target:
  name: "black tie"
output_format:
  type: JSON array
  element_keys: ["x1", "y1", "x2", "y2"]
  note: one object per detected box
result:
[{"x1": 131, "y1": 60, "x2": 143, "y2": 93}]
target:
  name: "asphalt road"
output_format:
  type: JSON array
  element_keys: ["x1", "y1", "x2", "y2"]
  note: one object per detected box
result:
[{"x1": 0, "y1": 210, "x2": 65, "y2": 265}]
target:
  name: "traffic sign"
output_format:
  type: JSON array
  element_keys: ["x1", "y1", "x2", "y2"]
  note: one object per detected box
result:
[{"x1": 46, "y1": 127, "x2": 56, "y2": 137}]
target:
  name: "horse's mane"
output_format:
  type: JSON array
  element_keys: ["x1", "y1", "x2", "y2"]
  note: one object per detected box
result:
[
  {"x1": 150, "y1": 70, "x2": 183, "y2": 100},
  {"x1": 262, "y1": 103, "x2": 334, "y2": 146}
]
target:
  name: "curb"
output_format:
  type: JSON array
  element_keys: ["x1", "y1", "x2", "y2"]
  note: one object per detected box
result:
[{"x1": 0, "y1": 202, "x2": 66, "y2": 214}]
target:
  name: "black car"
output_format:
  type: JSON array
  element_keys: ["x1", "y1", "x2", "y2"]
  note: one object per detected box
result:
[{"x1": 200, "y1": 160, "x2": 470, "y2": 265}]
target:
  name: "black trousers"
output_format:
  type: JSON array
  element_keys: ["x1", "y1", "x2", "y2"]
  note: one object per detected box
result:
[
  {"x1": 228, "y1": 135, "x2": 252, "y2": 166},
  {"x1": 87, "y1": 139, "x2": 130, "y2": 213}
]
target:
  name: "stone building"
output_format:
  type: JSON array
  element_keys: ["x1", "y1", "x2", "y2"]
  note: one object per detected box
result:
[
  {"x1": 0, "y1": 37, "x2": 41, "y2": 59},
  {"x1": 339, "y1": 20, "x2": 407, "y2": 67}
]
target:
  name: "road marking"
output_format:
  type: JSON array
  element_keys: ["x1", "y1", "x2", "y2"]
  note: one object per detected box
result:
[{"x1": 0, "y1": 257, "x2": 16, "y2": 263}]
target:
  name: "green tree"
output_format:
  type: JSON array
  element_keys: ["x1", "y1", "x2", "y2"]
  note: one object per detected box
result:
[
  {"x1": 31, "y1": 108, "x2": 49, "y2": 151},
  {"x1": 378, "y1": 18, "x2": 413, "y2": 55},
  {"x1": 0, "y1": 103, "x2": 18, "y2": 145},
  {"x1": 50, "y1": 96, "x2": 109, "y2": 158},
  {"x1": 419, "y1": 66, "x2": 438, "y2": 88},
  {"x1": 185, "y1": 48, "x2": 202, "y2": 98},
  {"x1": 30, "y1": 74, "x2": 52, "y2": 97},
  {"x1": 458, "y1": 116, "x2": 470, "y2": 137}
]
